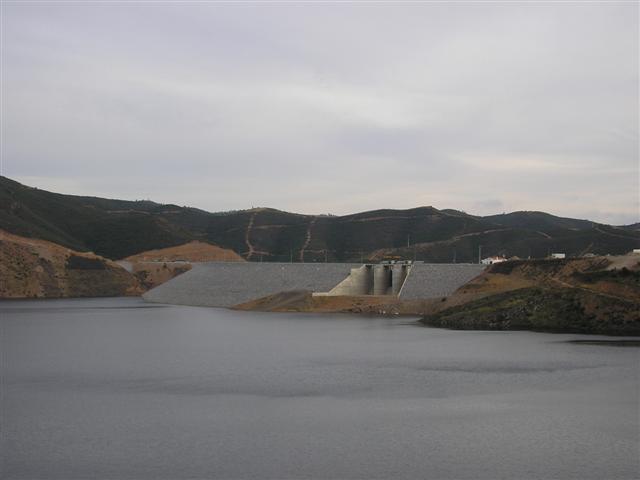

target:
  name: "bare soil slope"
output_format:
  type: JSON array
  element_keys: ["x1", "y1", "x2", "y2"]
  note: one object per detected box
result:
[
  {"x1": 0, "y1": 230, "x2": 143, "y2": 298},
  {"x1": 124, "y1": 241, "x2": 244, "y2": 262},
  {"x1": 233, "y1": 291, "x2": 396, "y2": 313}
]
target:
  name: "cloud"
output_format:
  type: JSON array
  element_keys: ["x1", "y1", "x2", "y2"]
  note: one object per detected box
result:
[
  {"x1": 473, "y1": 199, "x2": 505, "y2": 214},
  {"x1": 2, "y1": 3, "x2": 638, "y2": 224}
]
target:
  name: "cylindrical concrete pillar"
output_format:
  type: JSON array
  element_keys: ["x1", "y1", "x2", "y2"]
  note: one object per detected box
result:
[
  {"x1": 391, "y1": 265, "x2": 408, "y2": 296},
  {"x1": 363, "y1": 265, "x2": 374, "y2": 295},
  {"x1": 349, "y1": 266, "x2": 372, "y2": 295},
  {"x1": 373, "y1": 265, "x2": 391, "y2": 295}
]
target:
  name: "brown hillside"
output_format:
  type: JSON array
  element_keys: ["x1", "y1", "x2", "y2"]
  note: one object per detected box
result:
[
  {"x1": 458, "y1": 255, "x2": 640, "y2": 303},
  {"x1": 124, "y1": 241, "x2": 244, "y2": 262},
  {"x1": 0, "y1": 230, "x2": 143, "y2": 298},
  {"x1": 422, "y1": 255, "x2": 640, "y2": 334}
]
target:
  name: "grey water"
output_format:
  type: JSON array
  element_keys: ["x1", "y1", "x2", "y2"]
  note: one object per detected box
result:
[{"x1": 1, "y1": 298, "x2": 638, "y2": 480}]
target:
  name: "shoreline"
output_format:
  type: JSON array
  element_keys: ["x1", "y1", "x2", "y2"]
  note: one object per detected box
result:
[{"x1": 3, "y1": 293, "x2": 640, "y2": 337}]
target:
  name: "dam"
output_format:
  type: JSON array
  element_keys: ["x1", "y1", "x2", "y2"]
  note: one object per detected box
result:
[
  {"x1": 143, "y1": 262, "x2": 485, "y2": 307},
  {"x1": 313, "y1": 263, "x2": 411, "y2": 296}
]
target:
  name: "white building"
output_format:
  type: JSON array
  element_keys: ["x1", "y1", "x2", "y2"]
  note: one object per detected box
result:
[
  {"x1": 551, "y1": 253, "x2": 566, "y2": 259},
  {"x1": 481, "y1": 256, "x2": 508, "y2": 265}
]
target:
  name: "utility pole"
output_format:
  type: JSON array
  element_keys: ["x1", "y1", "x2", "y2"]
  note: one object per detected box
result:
[
  {"x1": 478, "y1": 245, "x2": 483, "y2": 264},
  {"x1": 290, "y1": 249, "x2": 293, "y2": 263},
  {"x1": 407, "y1": 234, "x2": 410, "y2": 248},
  {"x1": 324, "y1": 250, "x2": 327, "y2": 263},
  {"x1": 453, "y1": 248, "x2": 457, "y2": 264}
]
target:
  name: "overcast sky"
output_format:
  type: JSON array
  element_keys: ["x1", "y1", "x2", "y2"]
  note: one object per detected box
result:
[{"x1": 2, "y1": 2, "x2": 638, "y2": 224}]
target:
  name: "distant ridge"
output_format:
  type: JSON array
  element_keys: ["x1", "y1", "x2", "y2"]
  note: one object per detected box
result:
[{"x1": 1, "y1": 176, "x2": 638, "y2": 262}]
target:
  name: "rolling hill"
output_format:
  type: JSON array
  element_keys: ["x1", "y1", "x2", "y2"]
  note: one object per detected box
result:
[{"x1": 1, "y1": 176, "x2": 638, "y2": 262}]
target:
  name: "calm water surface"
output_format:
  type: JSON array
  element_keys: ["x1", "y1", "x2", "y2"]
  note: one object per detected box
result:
[{"x1": 1, "y1": 297, "x2": 638, "y2": 479}]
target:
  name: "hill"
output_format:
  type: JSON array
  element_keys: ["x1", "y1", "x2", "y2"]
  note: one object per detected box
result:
[
  {"x1": 0, "y1": 176, "x2": 195, "y2": 258},
  {"x1": 124, "y1": 241, "x2": 245, "y2": 263},
  {"x1": 421, "y1": 255, "x2": 640, "y2": 335},
  {"x1": 483, "y1": 211, "x2": 595, "y2": 231},
  {"x1": 121, "y1": 241, "x2": 245, "y2": 289},
  {"x1": 1, "y1": 176, "x2": 638, "y2": 262},
  {"x1": 0, "y1": 230, "x2": 143, "y2": 298}
]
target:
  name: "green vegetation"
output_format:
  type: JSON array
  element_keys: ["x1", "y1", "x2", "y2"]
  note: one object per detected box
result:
[
  {"x1": 0, "y1": 176, "x2": 194, "y2": 258},
  {"x1": 422, "y1": 287, "x2": 640, "y2": 335},
  {"x1": 572, "y1": 267, "x2": 640, "y2": 287}
]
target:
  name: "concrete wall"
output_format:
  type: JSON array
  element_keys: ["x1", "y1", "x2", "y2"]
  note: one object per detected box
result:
[
  {"x1": 372, "y1": 265, "x2": 392, "y2": 295},
  {"x1": 317, "y1": 263, "x2": 412, "y2": 297},
  {"x1": 399, "y1": 263, "x2": 485, "y2": 300},
  {"x1": 321, "y1": 265, "x2": 373, "y2": 296},
  {"x1": 143, "y1": 262, "x2": 358, "y2": 307},
  {"x1": 392, "y1": 264, "x2": 409, "y2": 296}
]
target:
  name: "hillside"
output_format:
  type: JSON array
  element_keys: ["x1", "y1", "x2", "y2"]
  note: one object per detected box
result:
[
  {"x1": 0, "y1": 176, "x2": 196, "y2": 258},
  {"x1": 121, "y1": 241, "x2": 244, "y2": 290},
  {"x1": 422, "y1": 255, "x2": 640, "y2": 335},
  {"x1": 124, "y1": 241, "x2": 245, "y2": 263},
  {"x1": 0, "y1": 230, "x2": 143, "y2": 298},
  {"x1": 483, "y1": 211, "x2": 595, "y2": 231},
  {"x1": 1, "y1": 176, "x2": 638, "y2": 262}
]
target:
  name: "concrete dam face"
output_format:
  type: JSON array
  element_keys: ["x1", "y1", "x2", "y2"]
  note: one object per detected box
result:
[
  {"x1": 314, "y1": 264, "x2": 410, "y2": 297},
  {"x1": 143, "y1": 262, "x2": 486, "y2": 308}
]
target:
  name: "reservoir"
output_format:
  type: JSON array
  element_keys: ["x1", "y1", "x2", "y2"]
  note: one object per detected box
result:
[{"x1": 1, "y1": 297, "x2": 638, "y2": 479}]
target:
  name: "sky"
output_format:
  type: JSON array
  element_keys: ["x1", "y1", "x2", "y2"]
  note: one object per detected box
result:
[{"x1": 1, "y1": 2, "x2": 638, "y2": 224}]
